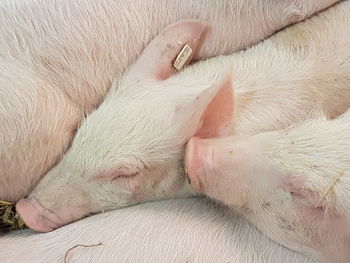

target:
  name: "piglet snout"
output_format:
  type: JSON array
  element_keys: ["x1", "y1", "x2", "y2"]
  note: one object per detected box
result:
[
  {"x1": 16, "y1": 197, "x2": 63, "y2": 233},
  {"x1": 185, "y1": 137, "x2": 215, "y2": 192}
]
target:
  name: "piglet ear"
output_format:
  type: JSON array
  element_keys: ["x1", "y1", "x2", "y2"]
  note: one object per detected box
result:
[
  {"x1": 175, "y1": 73, "x2": 234, "y2": 140},
  {"x1": 128, "y1": 20, "x2": 206, "y2": 81},
  {"x1": 195, "y1": 74, "x2": 234, "y2": 138}
]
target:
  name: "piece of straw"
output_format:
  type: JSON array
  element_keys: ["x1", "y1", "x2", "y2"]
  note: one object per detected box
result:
[
  {"x1": 315, "y1": 170, "x2": 344, "y2": 208},
  {"x1": 64, "y1": 243, "x2": 103, "y2": 263},
  {"x1": 0, "y1": 200, "x2": 26, "y2": 231}
]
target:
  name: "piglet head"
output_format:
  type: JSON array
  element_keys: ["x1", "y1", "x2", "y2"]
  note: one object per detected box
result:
[
  {"x1": 185, "y1": 128, "x2": 350, "y2": 262},
  {"x1": 16, "y1": 20, "x2": 234, "y2": 232}
]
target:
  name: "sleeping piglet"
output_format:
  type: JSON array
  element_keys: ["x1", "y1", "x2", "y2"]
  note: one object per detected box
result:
[
  {"x1": 16, "y1": 0, "x2": 350, "y2": 243},
  {"x1": 2, "y1": 0, "x2": 337, "y2": 202},
  {"x1": 186, "y1": 110, "x2": 350, "y2": 262}
]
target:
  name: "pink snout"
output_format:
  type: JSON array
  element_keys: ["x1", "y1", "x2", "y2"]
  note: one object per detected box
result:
[
  {"x1": 16, "y1": 198, "x2": 65, "y2": 233},
  {"x1": 185, "y1": 137, "x2": 215, "y2": 192}
]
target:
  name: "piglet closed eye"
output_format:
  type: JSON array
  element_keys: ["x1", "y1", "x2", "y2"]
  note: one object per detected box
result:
[{"x1": 94, "y1": 168, "x2": 140, "y2": 182}]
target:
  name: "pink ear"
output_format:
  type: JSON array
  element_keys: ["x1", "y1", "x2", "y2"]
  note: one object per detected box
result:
[
  {"x1": 195, "y1": 74, "x2": 234, "y2": 138},
  {"x1": 129, "y1": 20, "x2": 206, "y2": 81},
  {"x1": 174, "y1": 73, "x2": 234, "y2": 141}
]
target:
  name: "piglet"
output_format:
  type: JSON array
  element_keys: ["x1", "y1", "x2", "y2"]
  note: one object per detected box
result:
[
  {"x1": 186, "y1": 109, "x2": 350, "y2": 262},
  {"x1": 0, "y1": 199, "x2": 314, "y2": 263},
  {"x1": 2, "y1": 0, "x2": 336, "y2": 202},
  {"x1": 16, "y1": 1, "x2": 350, "y2": 236}
]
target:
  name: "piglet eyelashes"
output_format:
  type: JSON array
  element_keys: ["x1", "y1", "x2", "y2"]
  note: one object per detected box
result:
[
  {"x1": 112, "y1": 172, "x2": 139, "y2": 181},
  {"x1": 93, "y1": 169, "x2": 140, "y2": 182}
]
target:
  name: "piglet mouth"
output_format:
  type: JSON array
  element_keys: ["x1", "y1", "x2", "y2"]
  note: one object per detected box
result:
[
  {"x1": 185, "y1": 137, "x2": 214, "y2": 192},
  {"x1": 16, "y1": 197, "x2": 63, "y2": 233}
]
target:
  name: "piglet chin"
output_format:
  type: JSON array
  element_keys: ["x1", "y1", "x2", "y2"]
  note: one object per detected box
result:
[
  {"x1": 16, "y1": 197, "x2": 64, "y2": 233},
  {"x1": 185, "y1": 137, "x2": 215, "y2": 193}
]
